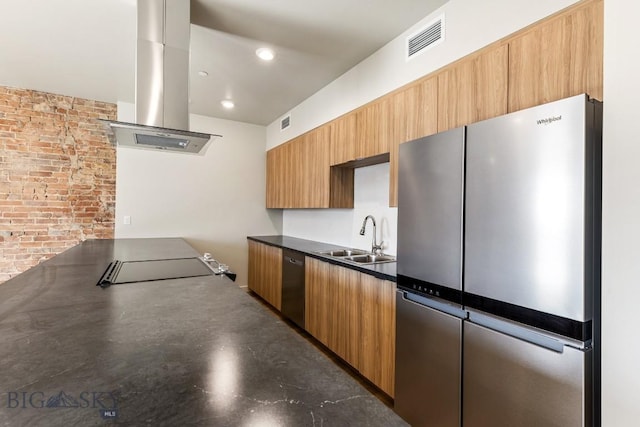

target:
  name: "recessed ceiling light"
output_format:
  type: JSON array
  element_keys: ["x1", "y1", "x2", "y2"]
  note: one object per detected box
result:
[
  {"x1": 221, "y1": 100, "x2": 235, "y2": 109},
  {"x1": 198, "y1": 70, "x2": 209, "y2": 77},
  {"x1": 255, "y1": 47, "x2": 275, "y2": 61}
]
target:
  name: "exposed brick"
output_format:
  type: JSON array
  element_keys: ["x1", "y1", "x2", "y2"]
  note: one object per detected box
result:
[{"x1": 0, "y1": 85, "x2": 116, "y2": 284}]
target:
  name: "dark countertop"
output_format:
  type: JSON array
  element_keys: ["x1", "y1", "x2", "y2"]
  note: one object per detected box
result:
[
  {"x1": 247, "y1": 235, "x2": 397, "y2": 282},
  {"x1": 0, "y1": 238, "x2": 405, "y2": 426}
]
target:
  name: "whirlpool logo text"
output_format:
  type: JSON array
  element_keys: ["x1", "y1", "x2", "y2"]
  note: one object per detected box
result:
[{"x1": 536, "y1": 115, "x2": 562, "y2": 125}]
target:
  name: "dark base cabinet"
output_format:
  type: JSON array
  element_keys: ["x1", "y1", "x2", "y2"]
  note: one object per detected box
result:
[{"x1": 281, "y1": 249, "x2": 305, "y2": 328}]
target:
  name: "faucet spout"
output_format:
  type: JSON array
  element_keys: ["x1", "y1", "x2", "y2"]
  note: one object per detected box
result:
[{"x1": 360, "y1": 215, "x2": 383, "y2": 255}]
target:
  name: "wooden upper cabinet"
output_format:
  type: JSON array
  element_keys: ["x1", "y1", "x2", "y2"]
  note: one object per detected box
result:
[
  {"x1": 508, "y1": 0, "x2": 603, "y2": 112},
  {"x1": 330, "y1": 112, "x2": 357, "y2": 165},
  {"x1": 266, "y1": 139, "x2": 299, "y2": 209},
  {"x1": 356, "y1": 97, "x2": 391, "y2": 159},
  {"x1": 437, "y1": 44, "x2": 509, "y2": 132},
  {"x1": 266, "y1": 0, "x2": 602, "y2": 210},
  {"x1": 266, "y1": 142, "x2": 295, "y2": 209},
  {"x1": 389, "y1": 77, "x2": 438, "y2": 207},
  {"x1": 265, "y1": 148, "x2": 279, "y2": 208},
  {"x1": 302, "y1": 126, "x2": 332, "y2": 208},
  {"x1": 266, "y1": 127, "x2": 340, "y2": 209}
]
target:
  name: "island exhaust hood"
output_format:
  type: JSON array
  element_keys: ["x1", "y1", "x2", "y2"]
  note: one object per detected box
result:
[{"x1": 101, "y1": 0, "x2": 220, "y2": 154}]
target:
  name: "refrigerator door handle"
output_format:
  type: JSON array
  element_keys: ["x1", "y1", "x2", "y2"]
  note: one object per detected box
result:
[
  {"x1": 402, "y1": 291, "x2": 467, "y2": 320},
  {"x1": 467, "y1": 310, "x2": 570, "y2": 353}
]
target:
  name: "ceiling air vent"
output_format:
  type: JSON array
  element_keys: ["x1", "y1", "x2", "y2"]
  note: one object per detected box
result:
[
  {"x1": 407, "y1": 14, "x2": 445, "y2": 60},
  {"x1": 280, "y1": 115, "x2": 291, "y2": 131}
]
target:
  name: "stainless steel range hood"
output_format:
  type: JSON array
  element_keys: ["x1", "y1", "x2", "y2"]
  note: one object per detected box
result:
[{"x1": 101, "y1": 0, "x2": 220, "y2": 154}]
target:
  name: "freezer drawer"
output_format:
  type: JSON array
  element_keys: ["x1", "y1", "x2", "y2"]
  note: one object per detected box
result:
[
  {"x1": 395, "y1": 291, "x2": 462, "y2": 427},
  {"x1": 463, "y1": 321, "x2": 592, "y2": 427}
]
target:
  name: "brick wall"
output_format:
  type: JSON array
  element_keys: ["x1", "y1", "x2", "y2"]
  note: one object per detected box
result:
[{"x1": 0, "y1": 86, "x2": 117, "y2": 283}]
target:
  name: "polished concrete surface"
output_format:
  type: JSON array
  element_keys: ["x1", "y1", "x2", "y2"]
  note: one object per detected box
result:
[{"x1": 0, "y1": 238, "x2": 407, "y2": 426}]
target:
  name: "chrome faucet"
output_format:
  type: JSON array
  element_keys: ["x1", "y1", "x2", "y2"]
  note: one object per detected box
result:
[{"x1": 360, "y1": 215, "x2": 383, "y2": 255}]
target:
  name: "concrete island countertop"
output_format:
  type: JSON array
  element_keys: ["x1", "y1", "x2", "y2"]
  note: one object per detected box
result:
[
  {"x1": 0, "y1": 238, "x2": 405, "y2": 426},
  {"x1": 247, "y1": 235, "x2": 397, "y2": 282}
]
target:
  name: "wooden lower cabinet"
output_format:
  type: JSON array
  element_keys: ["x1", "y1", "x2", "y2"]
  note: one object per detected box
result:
[
  {"x1": 331, "y1": 264, "x2": 361, "y2": 367},
  {"x1": 305, "y1": 258, "x2": 332, "y2": 348},
  {"x1": 305, "y1": 258, "x2": 360, "y2": 367},
  {"x1": 247, "y1": 240, "x2": 282, "y2": 310},
  {"x1": 305, "y1": 257, "x2": 396, "y2": 397},
  {"x1": 360, "y1": 275, "x2": 396, "y2": 397}
]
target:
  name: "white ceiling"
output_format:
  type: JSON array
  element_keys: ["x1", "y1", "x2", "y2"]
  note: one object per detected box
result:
[{"x1": 0, "y1": 0, "x2": 448, "y2": 126}]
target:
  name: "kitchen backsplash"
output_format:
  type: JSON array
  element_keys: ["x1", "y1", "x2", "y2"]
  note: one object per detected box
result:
[{"x1": 282, "y1": 162, "x2": 398, "y2": 255}]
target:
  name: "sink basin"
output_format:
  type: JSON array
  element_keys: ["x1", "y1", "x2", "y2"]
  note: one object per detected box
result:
[
  {"x1": 342, "y1": 254, "x2": 396, "y2": 264},
  {"x1": 317, "y1": 248, "x2": 395, "y2": 265},
  {"x1": 319, "y1": 249, "x2": 369, "y2": 257}
]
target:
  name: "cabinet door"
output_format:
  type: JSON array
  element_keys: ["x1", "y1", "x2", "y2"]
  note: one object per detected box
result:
[
  {"x1": 266, "y1": 146, "x2": 282, "y2": 208},
  {"x1": 266, "y1": 140, "x2": 298, "y2": 209},
  {"x1": 508, "y1": 0, "x2": 603, "y2": 112},
  {"x1": 248, "y1": 240, "x2": 263, "y2": 296},
  {"x1": 248, "y1": 241, "x2": 282, "y2": 310},
  {"x1": 286, "y1": 137, "x2": 303, "y2": 208},
  {"x1": 329, "y1": 264, "x2": 361, "y2": 368},
  {"x1": 266, "y1": 127, "x2": 346, "y2": 209},
  {"x1": 300, "y1": 127, "x2": 331, "y2": 208},
  {"x1": 305, "y1": 257, "x2": 332, "y2": 347},
  {"x1": 305, "y1": 258, "x2": 360, "y2": 368},
  {"x1": 330, "y1": 112, "x2": 357, "y2": 165},
  {"x1": 359, "y1": 275, "x2": 396, "y2": 397},
  {"x1": 437, "y1": 44, "x2": 508, "y2": 132},
  {"x1": 389, "y1": 77, "x2": 438, "y2": 207},
  {"x1": 356, "y1": 97, "x2": 391, "y2": 159}
]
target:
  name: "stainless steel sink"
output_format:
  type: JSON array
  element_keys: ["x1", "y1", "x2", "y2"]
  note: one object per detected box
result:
[
  {"x1": 317, "y1": 249, "x2": 396, "y2": 265},
  {"x1": 342, "y1": 254, "x2": 396, "y2": 264},
  {"x1": 318, "y1": 249, "x2": 369, "y2": 257}
]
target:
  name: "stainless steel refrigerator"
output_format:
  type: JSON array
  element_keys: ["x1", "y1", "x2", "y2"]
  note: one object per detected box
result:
[{"x1": 395, "y1": 94, "x2": 601, "y2": 427}]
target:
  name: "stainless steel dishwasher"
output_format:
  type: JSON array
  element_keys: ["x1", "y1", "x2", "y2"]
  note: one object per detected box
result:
[{"x1": 282, "y1": 249, "x2": 305, "y2": 328}]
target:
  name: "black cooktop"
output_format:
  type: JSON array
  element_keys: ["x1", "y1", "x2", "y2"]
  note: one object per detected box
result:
[{"x1": 97, "y1": 257, "x2": 213, "y2": 287}]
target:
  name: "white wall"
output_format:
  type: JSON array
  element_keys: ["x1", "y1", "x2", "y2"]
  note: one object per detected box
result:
[
  {"x1": 283, "y1": 163, "x2": 397, "y2": 255},
  {"x1": 274, "y1": 0, "x2": 577, "y2": 261},
  {"x1": 114, "y1": 102, "x2": 283, "y2": 287},
  {"x1": 601, "y1": 0, "x2": 640, "y2": 424}
]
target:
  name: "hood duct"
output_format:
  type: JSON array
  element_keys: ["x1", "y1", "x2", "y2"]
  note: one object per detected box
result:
[{"x1": 101, "y1": 0, "x2": 220, "y2": 154}]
